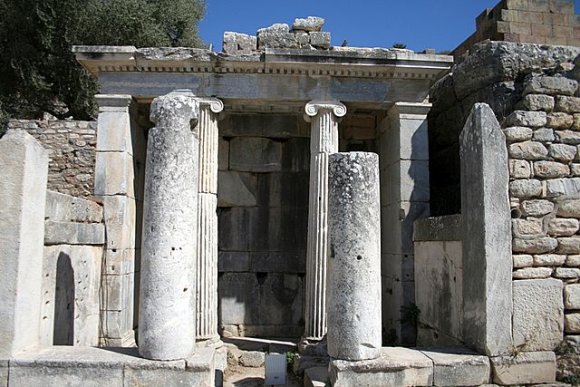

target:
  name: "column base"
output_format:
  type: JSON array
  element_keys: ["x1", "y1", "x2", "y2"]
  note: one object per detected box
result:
[
  {"x1": 99, "y1": 330, "x2": 136, "y2": 348},
  {"x1": 196, "y1": 335, "x2": 223, "y2": 349}
]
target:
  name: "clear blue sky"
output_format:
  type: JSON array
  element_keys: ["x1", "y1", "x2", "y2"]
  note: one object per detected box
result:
[{"x1": 200, "y1": 0, "x2": 580, "y2": 52}]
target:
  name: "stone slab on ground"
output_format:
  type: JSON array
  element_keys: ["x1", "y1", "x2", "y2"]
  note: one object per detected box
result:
[
  {"x1": 491, "y1": 351, "x2": 556, "y2": 385},
  {"x1": 329, "y1": 347, "x2": 433, "y2": 387},
  {"x1": 304, "y1": 366, "x2": 328, "y2": 387},
  {"x1": 7, "y1": 346, "x2": 215, "y2": 387},
  {"x1": 420, "y1": 347, "x2": 491, "y2": 386}
]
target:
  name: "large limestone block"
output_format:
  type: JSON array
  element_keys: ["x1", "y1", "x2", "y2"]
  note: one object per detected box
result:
[
  {"x1": 491, "y1": 351, "x2": 556, "y2": 385},
  {"x1": 229, "y1": 137, "x2": 282, "y2": 172},
  {"x1": 41, "y1": 245, "x2": 102, "y2": 347},
  {"x1": 415, "y1": 241, "x2": 463, "y2": 347},
  {"x1": 94, "y1": 151, "x2": 135, "y2": 197},
  {"x1": 420, "y1": 348, "x2": 491, "y2": 386},
  {"x1": 0, "y1": 130, "x2": 48, "y2": 358},
  {"x1": 218, "y1": 273, "x2": 260, "y2": 325},
  {"x1": 565, "y1": 284, "x2": 580, "y2": 309},
  {"x1": 222, "y1": 32, "x2": 257, "y2": 55},
  {"x1": 45, "y1": 191, "x2": 103, "y2": 223},
  {"x1": 217, "y1": 171, "x2": 257, "y2": 207},
  {"x1": 44, "y1": 221, "x2": 105, "y2": 245},
  {"x1": 513, "y1": 279, "x2": 564, "y2": 352},
  {"x1": 329, "y1": 347, "x2": 433, "y2": 387},
  {"x1": 460, "y1": 104, "x2": 512, "y2": 356}
]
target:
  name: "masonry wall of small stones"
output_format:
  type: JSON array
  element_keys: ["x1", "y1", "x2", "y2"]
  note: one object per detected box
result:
[{"x1": 7, "y1": 119, "x2": 97, "y2": 198}]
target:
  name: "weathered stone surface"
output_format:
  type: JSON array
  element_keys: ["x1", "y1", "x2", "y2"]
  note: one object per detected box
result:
[
  {"x1": 556, "y1": 96, "x2": 580, "y2": 114},
  {"x1": 45, "y1": 191, "x2": 103, "y2": 223},
  {"x1": 504, "y1": 126, "x2": 533, "y2": 142},
  {"x1": 239, "y1": 351, "x2": 265, "y2": 367},
  {"x1": 222, "y1": 32, "x2": 257, "y2": 55},
  {"x1": 533, "y1": 254, "x2": 566, "y2": 266},
  {"x1": 523, "y1": 94, "x2": 555, "y2": 111},
  {"x1": 257, "y1": 24, "x2": 300, "y2": 49},
  {"x1": 512, "y1": 218, "x2": 543, "y2": 237},
  {"x1": 217, "y1": 171, "x2": 257, "y2": 207},
  {"x1": 327, "y1": 152, "x2": 381, "y2": 361},
  {"x1": 556, "y1": 129, "x2": 580, "y2": 144},
  {"x1": 329, "y1": 347, "x2": 433, "y2": 387},
  {"x1": 513, "y1": 237, "x2": 558, "y2": 254},
  {"x1": 549, "y1": 113, "x2": 574, "y2": 129},
  {"x1": 547, "y1": 178, "x2": 580, "y2": 197},
  {"x1": 292, "y1": 16, "x2": 324, "y2": 32},
  {"x1": 420, "y1": 348, "x2": 490, "y2": 386},
  {"x1": 557, "y1": 199, "x2": 580, "y2": 217},
  {"x1": 524, "y1": 76, "x2": 578, "y2": 96},
  {"x1": 574, "y1": 113, "x2": 580, "y2": 130},
  {"x1": 554, "y1": 267, "x2": 580, "y2": 279},
  {"x1": 505, "y1": 110, "x2": 547, "y2": 127},
  {"x1": 510, "y1": 179, "x2": 543, "y2": 198},
  {"x1": 513, "y1": 279, "x2": 564, "y2": 352},
  {"x1": 139, "y1": 91, "x2": 199, "y2": 360},
  {"x1": 573, "y1": 163, "x2": 580, "y2": 175},
  {"x1": 309, "y1": 32, "x2": 331, "y2": 49},
  {"x1": 521, "y1": 199, "x2": 554, "y2": 216},
  {"x1": 229, "y1": 137, "x2": 282, "y2": 172},
  {"x1": 534, "y1": 128, "x2": 555, "y2": 142},
  {"x1": 509, "y1": 141, "x2": 548, "y2": 160},
  {"x1": 0, "y1": 130, "x2": 48, "y2": 358},
  {"x1": 513, "y1": 254, "x2": 533, "y2": 268},
  {"x1": 557, "y1": 236, "x2": 580, "y2": 254},
  {"x1": 415, "y1": 241, "x2": 463, "y2": 347},
  {"x1": 44, "y1": 221, "x2": 105, "y2": 245},
  {"x1": 491, "y1": 351, "x2": 556, "y2": 385},
  {"x1": 509, "y1": 159, "x2": 532, "y2": 178},
  {"x1": 513, "y1": 267, "x2": 553, "y2": 279},
  {"x1": 564, "y1": 284, "x2": 580, "y2": 309},
  {"x1": 547, "y1": 218, "x2": 579, "y2": 236},
  {"x1": 566, "y1": 313, "x2": 580, "y2": 333},
  {"x1": 0, "y1": 361, "x2": 7, "y2": 387},
  {"x1": 460, "y1": 104, "x2": 512, "y2": 356},
  {"x1": 550, "y1": 143, "x2": 577, "y2": 162},
  {"x1": 566, "y1": 255, "x2": 580, "y2": 266},
  {"x1": 534, "y1": 161, "x2": 570, "y2": 178}
]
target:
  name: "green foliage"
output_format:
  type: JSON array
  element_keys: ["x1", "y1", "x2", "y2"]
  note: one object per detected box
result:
[
  {"x1": 392, "y1": 42, "x2": 407, "y2": 49},
  {"x1": 0, "y1": 0, "x2": 206, "y2": 128},
  {"x1": 400, "y1": 303, "x2": 421, "y2": 327},
  {"x1": 562, "y1": 375, "x2": 580, "y2": 386}
]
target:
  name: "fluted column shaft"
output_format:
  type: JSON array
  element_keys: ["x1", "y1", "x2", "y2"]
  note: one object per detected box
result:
[
  {"x1": 303, "y1": 101, "x2": 346, "y2": 340},
  {"x1": 195, "y1": 98, "x2": 223, "y2": 343}
]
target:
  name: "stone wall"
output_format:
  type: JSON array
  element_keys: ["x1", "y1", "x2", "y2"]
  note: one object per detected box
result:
[
  {"x1": 217, "y1": 114, "x2": 310, "y2": 337},
  {"x1": 429, "y1": 41, "x2": 580, "y2": 215},
  {"x1": 7, "y1": 118, "x2": 97, "y2": 198},
  {"x1": 453, "y1": 0, "x2": 579, "y2": 61},
  {"x1": 42, "y1": 190, "x2": 104, "y2": 347}
]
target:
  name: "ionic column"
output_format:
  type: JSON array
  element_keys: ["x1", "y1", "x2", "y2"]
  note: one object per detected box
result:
[
  {"x1": 195, "y1": 98, "x2": 223, "y2": 345},
  {"x1": 303, "y1": 101, "x2": 347, "y2": 341},
  {"x1": 139, "y1": 90, "x2": 199, "y2": 360}
]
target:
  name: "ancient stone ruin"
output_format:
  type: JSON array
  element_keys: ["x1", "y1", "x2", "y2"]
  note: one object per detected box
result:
[{"x1": 1, "y1": 1, "x2": 580, "y2": 386}]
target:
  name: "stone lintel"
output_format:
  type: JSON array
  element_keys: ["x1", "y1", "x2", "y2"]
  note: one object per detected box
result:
[
  {"x1": 95, "y1": 94, "x2": 135, "y2": 110},
  {"x1": 387, "y1": 102, "x2": 432, "y2": 119}
]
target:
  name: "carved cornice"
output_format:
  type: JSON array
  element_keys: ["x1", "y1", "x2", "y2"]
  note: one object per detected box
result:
[{"x1": 73, "y1": 46, "x2": 453, "y2": 82}]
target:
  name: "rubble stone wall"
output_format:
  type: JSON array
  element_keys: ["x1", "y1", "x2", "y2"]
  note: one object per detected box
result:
[{"x1": 7, "y1": 119, "x2": 97, "y2": 198}]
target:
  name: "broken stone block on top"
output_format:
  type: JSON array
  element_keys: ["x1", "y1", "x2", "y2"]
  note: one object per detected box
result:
[
  {"x1": 222, "y1": 32, "x2": 257, "y2": 55},
  {"x1": 309, "y1": 32, "x2": 331, "y2": 49},
  {"x1": 257, "y1": 23, "x2": 300, "y2": 50},
  {"x1": 292, "y1": 16, "x2": 325, "y2": 32}
]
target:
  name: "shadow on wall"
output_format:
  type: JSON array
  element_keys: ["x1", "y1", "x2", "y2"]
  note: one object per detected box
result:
[{"x1": 54, "y1": 252, "x2": 74, "y2": 345}]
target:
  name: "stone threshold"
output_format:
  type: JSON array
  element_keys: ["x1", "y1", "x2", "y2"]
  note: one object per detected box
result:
[
  {"x1": 304, "y1": 346, "x2": 557, "y2": 387},
  {"x1": 1, "y1": 346, "x2": 215, "y2": 387}
]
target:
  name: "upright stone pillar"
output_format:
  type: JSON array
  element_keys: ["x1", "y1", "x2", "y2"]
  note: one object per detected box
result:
[
  {"x1": 95, "y1": 94, "x2": 141, "y2": 347},
  {"x1": 0, "y1": 130, "x2": 48, "y2": 358},
  {"x1": 460, "y1": 103, "x2": 512, "y2": 356},
  {"x1": 139, "y1": 91, "x2": 199, "y2": 360},
  {"x1": 195, "y1": 98, "x2": 223, "y2": 345},
  {"x1": 327, "y1": 152, "x2": 382, "y2": 361},
  {"x1": 303, "y1": 100, "x2": 347, "y2": 341},
  {"x1": 378, "y1": 102, "x2": 431, "y2": 345}
]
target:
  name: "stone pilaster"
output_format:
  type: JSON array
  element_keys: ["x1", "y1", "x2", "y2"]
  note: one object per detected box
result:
[
  {"x1": 303, "y1": 100, "x2": 347, "y2": 341},
  {"x1": 195, "y1": 98, "x2": 223, "y2": 345},
  {"x1": 95, "y1": 94, "x2": 140, "y2": 347},
  {"x1": 139, "y1": 90, "x2": 199, "y2": 360},
  {"x1": 379, "y1": 102, "x2": 431, "y2": 346}
]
